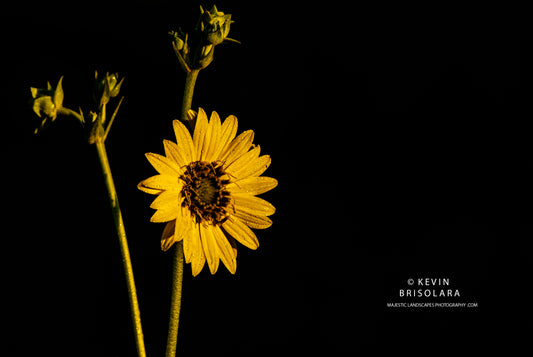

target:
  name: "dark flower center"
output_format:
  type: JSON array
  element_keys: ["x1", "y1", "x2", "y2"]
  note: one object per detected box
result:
[
  {"x1": 196, "y1": 177, "x2": 218, "y2": 205},
  {"x1": 180, "y1": 161, "x2": 231, "y2": 225}
]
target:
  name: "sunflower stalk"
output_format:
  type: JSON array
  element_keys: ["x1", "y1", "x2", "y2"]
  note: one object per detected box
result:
[
  {"x1": 181, "y1": 69, "x2": 200, "y2": 126},
  {"x1": 29, "y1": 74, "x2": 146, "y2": 355},
  {"x1": 166, "y1": 241, "x2": 184, "y2": 357},
  {"x1": 92, "y1": 79, "x2": 146, "y2": 357},
  {"x1": 94, "y1": 131, "x2": 146, "y2": 357},
  {"x1": 165, "y1": 6, "x2": 240, "y2": 355},
  {"x1": 165, "y1": 51, "x2": 197, "y2": 357}
]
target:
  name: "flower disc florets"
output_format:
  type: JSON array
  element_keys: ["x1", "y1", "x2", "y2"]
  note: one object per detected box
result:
[{"x1": 180, "y1": 161, "x2": 231, "y2": 225}]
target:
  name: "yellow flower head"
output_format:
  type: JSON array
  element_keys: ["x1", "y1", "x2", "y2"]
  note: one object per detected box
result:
[{"x1": 138, "y1": 108, "x2": 277, "y2": 276}]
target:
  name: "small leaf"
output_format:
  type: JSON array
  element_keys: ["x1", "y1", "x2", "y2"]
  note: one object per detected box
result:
[
  {"x1": 109, "y1": 76, "x2": 124, "y2": 97},
  {"x1": 52, "y1": 76, "x2": 64, "y2": 108}
]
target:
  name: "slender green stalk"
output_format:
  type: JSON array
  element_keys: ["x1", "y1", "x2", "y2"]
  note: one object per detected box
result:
[
  {"x1": 165, "y1": 66, "x2": 200, "y2": 357},
  {"x1": 181, "y1": 69, "x2": 199, "y2": 124},
  {"x1": 165, "y1": 241, "x2": 184, "y2": 357},
  {"x1": 104, "y1": 96, "x2": 125, "y2": 141},
  {"x1": 58, "y1": 107, "x2": 84, "y2": 124},
  {"x1": 95, "y1": 138, "x2": 146, "y2": 357}
]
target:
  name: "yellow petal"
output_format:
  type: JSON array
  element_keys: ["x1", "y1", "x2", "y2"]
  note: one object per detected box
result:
[
  {"x1": 163, "y1": 140, "x2": 188, "y2": 168},
  {"x1": 222, "y1": 216, "x2": 259, "y2": 250},
  {"x1": 183, "y1": 220, "x2": 206, "y2": 274},
  {"x1": 187, "y1": 109, "x2": 197, "y2": 122},
  {"x1": 150, "y1": 191, "x2": 182, "y2": 209},
  {"x1": 173, "y1": 119, "x2": 195, "y2": 163},
  {"x1": 202, "y1": 113, "x2": 213, "y2": 161},
  {"x1": 227, "y1": 236, "x2": 238, "y2": 259},
  {"x1": 233, "y1": 209, "x2": 273, "y2": 229},
  {"x1": 139, "y1": 174, "x2": 181, "y2": 192},
  {"x1": 204, "y1": 111, "x2": 222, "y2": 162},
  {"x1": 174, "y1": 204, "x2": 191, "y2": 243},
  {"x1": 161, "y1": 220, "x2": 176, "y2": 251},
  {"x1": 231, "y1": 193, "x2": 276, "y2": 216},
  {"x1": 212, "y1": 226, "x2": 236, "y2": 274},
  {"x1": 240, "y1": 155, "x2": 272, "y2": 179},
  {"x1": 219, "y1": 130, "x2": 254, "y2": 167},
  {"x1": 137, "y1": 180, "x2": 163, "y2": 195},
  {"x1": 150, "y1": 204, "x2": 178, "y2": 223},
  {"x1": 200, "y1": 224, "x2": 219, "y2": 274},
  {"x1": 224, "y1": 145, "x2": 260, "y2": 177},
  {"x1": 226, "y1": 176, "x2": 278, "y2": 195},
  {"x1": 213, "y1": 114, "x2": 238, "y2": 160},
  {"x1": 188, "y1": 224, "x2": 206, "y2": 276},
  {"x1": 145, "y1": 152, "x2": 182, "y2": 176},
  {"x1": 149, "y1": 188, "x2": 182, "y2": 224},
  {"x1": 183, "y1": 227, "x2": 193, "y2": 263},
  {"x1": 193, "y1": 108, "x2": 209, "y2": 161}
]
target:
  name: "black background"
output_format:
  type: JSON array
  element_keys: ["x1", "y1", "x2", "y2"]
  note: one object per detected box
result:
[{"x1": 2, "y1": 1, "x2": 530, "y2": 355}]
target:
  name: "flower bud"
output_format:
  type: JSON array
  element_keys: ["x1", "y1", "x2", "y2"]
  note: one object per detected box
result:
[
  {"x1": 94, "y1": 71, "x2": 124, "y2": 107},
  {"x1": 196, "y1": 44, "x2": 214, "y2": 69},
  {"x1": 30, "y1": 76, "x2": 66, "y2": 133},
  {"x1": 170, "y1": 6, "x2": 239, "y2": 72},
  {"x1": 30, "y1": 76, "x2": 85, "y2": 133},
  {"x1": 199, "y1": 5, "x2": 233, "y2": 46},
  {"x1": 30, "y1": 76, "x2": 64, "y2": 121},
  {"x1": 170, "y1": 29, "x2": 188, "y2": 53}
]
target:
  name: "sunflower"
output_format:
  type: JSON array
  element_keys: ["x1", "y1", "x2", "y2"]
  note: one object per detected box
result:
[{"x1": 138, "y1": 108, "x2": 277, "y2": 276}]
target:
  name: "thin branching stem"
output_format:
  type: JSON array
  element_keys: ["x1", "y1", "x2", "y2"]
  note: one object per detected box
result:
[
  {"x1": 95, "y1": 137, "x2": 146, "y2": 357},
  {"x1": 104, "y1": 96, "x2": 124, "y2": 141}
]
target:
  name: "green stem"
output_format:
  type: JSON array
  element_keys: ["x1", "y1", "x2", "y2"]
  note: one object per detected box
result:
[
  {"x1": 95, "y1": 138, "x2": 146, "y2": 357},
  {"x1": 58, "y1": 107, "x2": 84, "y2": 125},
  {"x1": 181, "y1": 69, "x2": 200, "y2": 125},
  {"x1": 104, "y1": 96, "x2": 125, "y2": 141},
  {"x1": 165, "y1": 66, "x2": 199, "y2": 357},
  {"x1": 165, "y1": 241, "x2": 184, "y2": 357}
]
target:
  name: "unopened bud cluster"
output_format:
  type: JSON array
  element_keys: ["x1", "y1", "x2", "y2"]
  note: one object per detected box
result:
[
  {"x1": 29, "y1": 72, "x2": 125, "y2": 143},
  {"x1": 94, "y1": 71, "x2": 124, "y2": 109},
  {"x1": 170, "y1": 5, "x2": 239, "y2": 72}
]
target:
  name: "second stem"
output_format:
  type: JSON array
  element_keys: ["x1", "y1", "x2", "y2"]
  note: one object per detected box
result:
[
  {"x1": 165, "y1": 67, "x2": 200, "y2": 357},
  {"x1": 95, "y1": 138, "x2": 146, "y2": 357}
]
